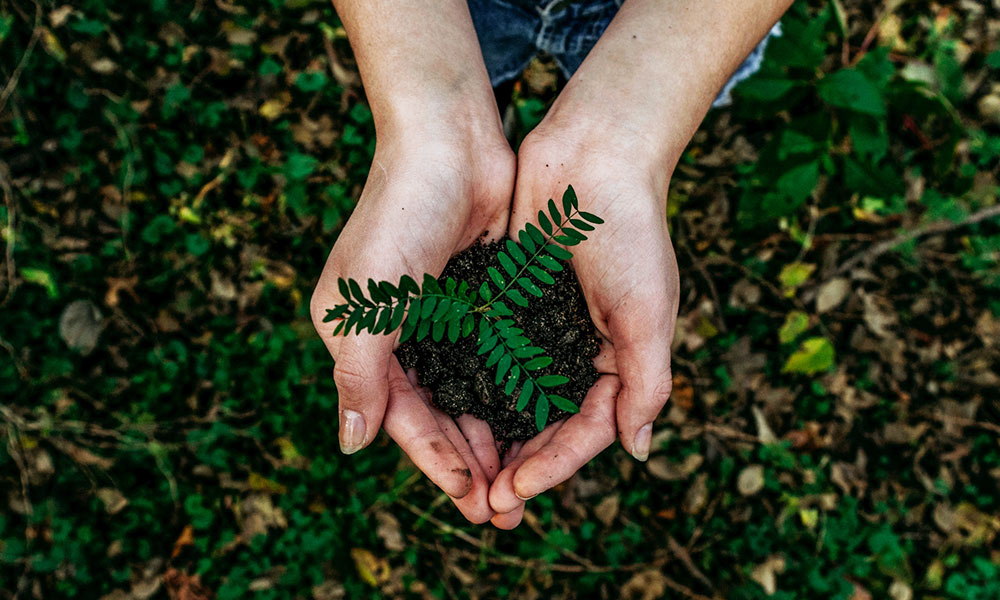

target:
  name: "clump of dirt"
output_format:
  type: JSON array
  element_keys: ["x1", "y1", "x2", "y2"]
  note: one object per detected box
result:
[{"x1": 396, "y1": 239, "x2": 601, "y2": 443}]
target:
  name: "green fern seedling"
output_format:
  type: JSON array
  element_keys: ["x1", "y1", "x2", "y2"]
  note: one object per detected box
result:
[{"x1": 322, "y1": 185, "x2": 603, "y2": 432}]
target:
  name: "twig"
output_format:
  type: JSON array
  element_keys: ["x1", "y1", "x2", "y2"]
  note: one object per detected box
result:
[
  {"x1": 834, "y1": 204, "x2": 1000, "y2": 276},
  {"x1": 0, "y1": 161, "x2": 17, "y2": 308},
  {"x1": 0, "y1": 1, "x2": 41, "y2": 114},
  {"x1": 681, "y1": 243, "x2": 727, "y2": 333},
  {"x1": 926, "y1": 411, "x2": 1000, "y2": 435}
]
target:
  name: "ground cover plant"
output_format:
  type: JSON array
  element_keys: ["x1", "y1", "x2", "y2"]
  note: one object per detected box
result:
[
  {"x1": 324, "y1": 187, "x2": 603, "y2": 438},
  {"x1": 1, "y1": 0, "x2": 999, "y2": 599}
]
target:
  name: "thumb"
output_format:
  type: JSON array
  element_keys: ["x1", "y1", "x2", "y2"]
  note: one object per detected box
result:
[
  {"x1": 609, "y1": 310, "x2": 673, "y2": 462},
  {"x1": 332, "y1": 334, "x2": 394, "y2": 454}
]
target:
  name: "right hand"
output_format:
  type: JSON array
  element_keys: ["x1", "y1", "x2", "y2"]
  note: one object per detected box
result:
[{"x1": 310, "y1": 123, "x2": 515, "y2": 523}]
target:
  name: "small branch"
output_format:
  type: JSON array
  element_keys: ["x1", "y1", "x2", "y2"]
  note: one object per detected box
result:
[
  {"x1": 0, "y1": 161, "x2": 17, "y2": 308},
  {"x1": 0, "y1": 1, "x2": 41, "y2": 114},
  {"x1": 835, "y1": 204, "x2": 1000, "y2": 276}
]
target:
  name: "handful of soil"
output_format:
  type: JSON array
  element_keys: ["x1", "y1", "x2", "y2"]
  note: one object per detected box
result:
[{"x1": 396, "y1": 239, "x2": 601, "y2": 443}]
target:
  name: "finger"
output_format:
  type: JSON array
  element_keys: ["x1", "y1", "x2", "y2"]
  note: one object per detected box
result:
[
  {"x1": 488, "y1": 421, "x2": 565, "y2": 514},
  {"x1": 510, "y1": 375, "x2": 620, "y2": 501},
  {"x1": 383, "y1": 363, "x2": 474, "y2": 499},
  {"x1": 490, "y1": 504, "x2": 525, "y2": 530},
  {"x1": 431, "y1": 410, "x2": 495, "y2": 524},
  {"x1": 457, "y1": 415, "x2": 501, "y2": 483},
  {"x1": 607, "y1": 304, "x2": 674, "y2": 462},
  {"x1": 593, "y1": 335, "x2": 618, "y2": 374},
  {"x1": 332, "y1": 334, "x2": 394, "y2": 454}
]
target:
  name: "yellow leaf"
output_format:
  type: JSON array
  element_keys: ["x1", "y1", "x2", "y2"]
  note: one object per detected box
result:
[
  {"x1": 248, "y1": 472, "x2": 287, "y2": 495},
  {"x1": 350, "y1": 548, "x2": 389, "y2": 587},
  {"x1": 799, "y1": 508, "x2": 819, "y2": 529},
  {"x1": 41, "y1": 28, "x2": 66, "y2": 62},
  {"x1": 778, "y1": 262, "x2": 815, "y2": 297}
]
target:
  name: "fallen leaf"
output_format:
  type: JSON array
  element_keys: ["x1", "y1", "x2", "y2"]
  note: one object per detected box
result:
[
  {"x1": 594, "y1": 494, "x2": 620, "y2": 526},
  {"x1": 816, "y1": 277, "x2": 850, "y2": 313},
  {"x1": 172, "y1": 525, "x2": 194, "y2": 558},
  {"x1": 163, "y1": 568, "x2": 211, "y2": 600},
  {"x1": 375, "y1": 511, "x2": 404, "y2": 552},
  {"x1": 751, "y1": 555, "x2": 786, "y2": 595},
  {"x1": 350, "y1": 548, "x2": 390, "y2": 587},
  {"x1": 738, "y1": 465, "x2": 766, "y2": 496},
  {"x1": 647, "y1": 453, "x2": 703, "y2": 481},
  {"x1": 59, "y1": 299, "x2": 104, "y2": 355},
  {"x1": 97, "y1": 488, "x2": 128, "y2": 514}
]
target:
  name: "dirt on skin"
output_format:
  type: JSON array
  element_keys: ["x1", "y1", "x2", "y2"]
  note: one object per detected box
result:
[{"x1": 396, "y1": 239, "x2": 601, "y2": 443}]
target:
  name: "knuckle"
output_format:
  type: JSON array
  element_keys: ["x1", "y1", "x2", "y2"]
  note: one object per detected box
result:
[{"x1": 333, "y1": 362, "x2": 371, "y2": 398}]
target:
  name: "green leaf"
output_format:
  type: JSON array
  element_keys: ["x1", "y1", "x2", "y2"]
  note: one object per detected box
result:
[
  {"x1": 562, "y1": 185, "x2": 577, "y2": 215},
  {"x1": 399, "y1": 319, "x2": 416, "y2": 343},
  {"x1": 516, "y1": 380, "x2": 534, "y2": 411},
  {"x1": 517, "y1": 278, "x2": 542, "y2": 297},
  {"x1": 444, "y1": 277, "x2": 457, "y2": 296},
  {"x1": 506, "y1": 289, "x2": 529, "y2": 307},
  {"x1": 782, "y1": 337, "x2": 836, "y2": 375},
  {"x1": 495, "y1": 354, "x2": 512, "y2": 385},
  {"x1": 486, "y1": 345, "x2": 504, "y2": 367},
  {"x1": 527, "y1": 265, "x2": 555, "y2": 285},
  {"x1": 421, "y1": 273, "x2": 442, "y2": 295},
  {"x1": 323, "y1": 305, "x2": 348, "y2": 322},
  {"x1": 535, "y1": 395, "x2": 550, "y2": 431},
  {"x1": 538, "y1": 211, "x2": 553, "y2": 235},
  {"x1": 736, "y1": 77, "x2": 796, "y2": 101},
  {"x1": 779, "y1": 311, "x2": 810, "y2": 344},
  {"x1": 549, "y1": 395, "x2": 579, "y2": 413},
  {"x1": 349, "y1": 279, "x2": 372, "y2": 307},
  {"x1": 338, "y1": 278, "x2": 351, "y2": 302},
  {"x1": 295, "y1": 70, "x2": 328, "y2": 92},
  {"x1": 461, "y1": 314, "x2": 475, "y2": 338},
  {"x1": 498, "y1": 252, "x2": 517, "y2": 277},
  {"x1": 579, "y1": 211, "x2": 604, "y2": 224},
  {"x1": 525, "y1": 223, "x2": 545, "y2": 245},
  {"x1": 779, "y1": 262, "x2": 816, "y2": 295},
  {"x1": 777, "y1": 161, "x2": 820, "y2": 204},
  {"x1": 367, "y1": 279, "x2": 388, "y2": 304},
  {"x1": 372, "y1": 306, "x2": 392, "y2": 334},
  {"x1": 488, "y1": 266, "x2": 505, "y2": 289},
  {"x1": 536, "y1": 374, "x2": 570, "y2": 387},
  {"x1": 545, "y1": 244, "x2": 573, "y2": 261},
  {"x1": 518, "y1": 229, "x2": 537, "y2": 253},
  {"x1": 388, "y1": 303, "x2": 407, "y2": 332},
  {"x1": 344, "y1": 310, "x2": 363, "y2": 335},
  {"x1": 431, "y1": 319, "x2": 446, "y2": 342},
  {"x1": 399, "y1": 275, "x2": 419, "y2": 296},
  {"x1": 548, "y1": 198, "x2": 562, "y2": 226},
  {"x1": 523, "y1": 356, "x2": 552, "y2": 370},
  {"x1": 432, "y1": 298, "x2": 452, "y2": 321},
  {"x1": 479, "y1": 281, "x2": 492, "y2": 302},
  {"x1": 379, "y1": 280, "x2": 400, "y2": 299},
  {"x1": 504, "y1": 368, "x2": 519, "y2": 395},
  {"x1": 447, "y1": 316, "x2": 460, "y2": 342},
  {"x1": 333, "y1": 320, "x2": 346, "y2": 336},
  {"x1": 536, "y1": 255, "x2": 564, "y2": 271},
  {"x1": 570, "y1": 218, "x2": 595, "y2": 231},
  {"x1": 478, "y1": 334, "x2": 498, "y2": 355},
  {"x1": 420, "y1": 297, "x2": 437, "y2": 319},
  {"x1": 513, "y1": 346, "x2": 544, "y2": 358},
  {"x1": 506, "y1": 240, "x2": 526, "y2": 265},
  {"x1": 818, "y1": 68, "x2": 885, "y2": 117},
  {"x1": 406, "y1": 299, "x2": 422, "y2": 326}
]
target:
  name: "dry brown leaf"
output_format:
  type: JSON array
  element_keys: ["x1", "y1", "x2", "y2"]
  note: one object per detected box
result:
[
  {"x1": 816, "y1": 277, "x2": 850, "y2": 313},
  {"x1": 738, "y1": 465, "x2": 766, "y2": 496},
  {"x1": 593, "y1": 494, "x2": 620, "y2": 526},
  {"x1": 375, "y1": 511, "x2": 405, "y2": 552},
  {"x1": 172, "y1": 525, "x2": 195, "y2": 558},
  {"x1": 647, "y1": 453, "x2": 703, "y2": 481},
  {"x1": 751, "y1": 555, "x2": 786, "y2": 595},
  {"x1": 163, "y1": 568, "x2": 212, "y2": 600},
  {"x1": 621, "y1": 569, "x2": 669, "y2": 600}
]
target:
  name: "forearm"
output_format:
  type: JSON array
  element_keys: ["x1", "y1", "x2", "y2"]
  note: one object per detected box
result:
[
  {"x1": 540, "y1": 0, "x2": 792, "y2": 170},
  {"x1": 331, "y1": 0, "x2": 501, "y2": 138}
]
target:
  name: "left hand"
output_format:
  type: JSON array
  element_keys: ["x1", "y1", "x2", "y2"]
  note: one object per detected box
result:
[{"x1": 488, "y1": 120, "x2": 681, "y2": 528}]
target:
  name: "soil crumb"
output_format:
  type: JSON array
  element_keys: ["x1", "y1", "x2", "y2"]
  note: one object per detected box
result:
[{"x1": 396, "y1": 239, "x2": 600, "y2": 443}]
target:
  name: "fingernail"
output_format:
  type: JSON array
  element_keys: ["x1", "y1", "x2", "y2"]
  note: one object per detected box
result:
[
  {"x1": 339, "y1": 409, "x2": 366, "y2": 454},
  {"x1": 632, "y1": 423, "x2": 653, "y2": 462},
  {"x1": 515, "y1": 491, "x2": 538, "y2": 501}
]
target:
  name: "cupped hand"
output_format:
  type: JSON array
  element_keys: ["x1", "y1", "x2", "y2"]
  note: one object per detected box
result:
[
  {"x1": 310, "y1": 127, "x2": 514, "y2": 523},
  {"x1": 488, "y1": 127, "x2": 680, "y2": 527}
]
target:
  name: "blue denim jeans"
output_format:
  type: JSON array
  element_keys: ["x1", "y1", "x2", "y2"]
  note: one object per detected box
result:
[{"x1": 468, "y1": 0, "x2": 781, "y2": 107}]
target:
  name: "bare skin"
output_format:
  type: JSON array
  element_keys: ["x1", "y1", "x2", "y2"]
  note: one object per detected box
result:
[{"x1": 313, "y1": 0, "x2": 793, "y2": 527}]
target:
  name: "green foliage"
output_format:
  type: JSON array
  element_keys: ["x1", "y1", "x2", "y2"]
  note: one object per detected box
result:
[{"x1": 324, "y1": 186, "x2": 602, "y2": 431}]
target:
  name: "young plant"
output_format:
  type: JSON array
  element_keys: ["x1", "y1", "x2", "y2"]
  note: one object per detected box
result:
[{"x1": 322, "y1": 185, "x2": 603, "y2": 431}]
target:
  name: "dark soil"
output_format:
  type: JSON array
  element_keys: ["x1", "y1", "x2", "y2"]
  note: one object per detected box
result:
[{"x1": 396, "y1": 239, "x2": 601, "y2": 443}]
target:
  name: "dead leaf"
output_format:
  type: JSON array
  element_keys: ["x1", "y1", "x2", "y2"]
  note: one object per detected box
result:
[
  {"x1": 816, "y1": 277, "x2": 850, "y2": 313},
  {"x1": 163, "y1": 568, "x2": 212, "y2": 600},
  {"x1": 172, "y1": 525, "x2": 194, "y2": 558},
  {"x1": 594, "y1": 494, "x2": 620, "y2": 526},
  {"x1": 751, "y1": 555, "x2": 786, "y2": 595},
  {"x1": 97, "y1": 488, "x2": 128, "y2": 514},
  {"x1": 647, "y1": 453, "x2": 703, "y2": 481},
  {"x1": 50, "y1": 439, "x2": 113, "y2": 469},
  {"x1": 621, "y1": 569, "x2": 669, "y2": 600},
  {"x1": 889, "y1": 581, "x2": 913, "y2": 600},
  {"x1": 350, "y1": 548, "x2": 390, "y2": 587},
  {"x1": 375, "y1": 511, "x2": 404, "y2": 552},
  {"x1": 738, "y1": 465, "x2": 766, "y2": 496},
  {"x1": 752, "y1": 406, "x2": 778, "y2": 444},
  {"x1": 59, "y1": 299, "x2": 104, "y2": 355},
  {"x1": 235, "y1": 493, "x2": 287, "y2": 541},
  {"x1": 683, "y1": 473, "x2": 709, "y2": 515}
]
